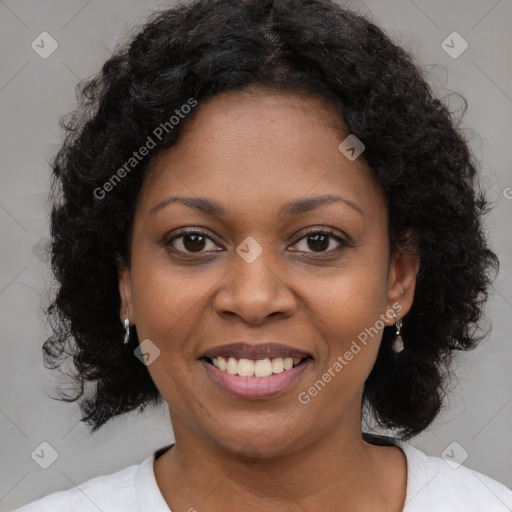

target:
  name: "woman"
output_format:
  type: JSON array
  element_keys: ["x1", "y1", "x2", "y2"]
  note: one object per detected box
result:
[{"x1": 14, "y1": 0, "x2": 512, "y2": 510}]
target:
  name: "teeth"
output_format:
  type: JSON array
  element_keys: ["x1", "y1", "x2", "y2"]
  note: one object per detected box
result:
[
  {"x1": 271, "y1": 357, "x2": 284, "y2": 373},
  {"x1": 237, "y1": 359, "x2": 255, "y2": 377},
  {"x1": 254, "y1": 359, "x2": 273, "y2": 377},
  {"x1": 210, "y1": 356, "x2": 305, "y2": 377},
  {"x1": 227, "y1": 357, "x2": 238, "y2": 374}
]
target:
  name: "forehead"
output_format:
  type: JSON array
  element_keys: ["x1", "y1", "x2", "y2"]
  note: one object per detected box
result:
[{"x1": 137, "y1": 88, "x2": 385, "y2": 220}]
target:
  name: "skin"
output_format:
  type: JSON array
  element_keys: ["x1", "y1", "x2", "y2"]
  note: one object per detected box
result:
[{"x1": 118, "y1": 87, "x2": 419, "y2": 512}]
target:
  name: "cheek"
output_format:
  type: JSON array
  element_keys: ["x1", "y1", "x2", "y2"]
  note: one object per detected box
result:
[
  {"x1": 129, "y1": 256, "x2": 201, "y2": 351},
  {"x1": 313, "y1": 253, "x2": 389, "y2": 333},
  {"x1": 298, "y1": 280, "x2": 387, "y2": 424},
  {"x1": 305, "y1": 247, "x2": 390, "y2": 375},
  {"x1": 129, "y1": 253, "x2": 226, "y2": 367},
  {"x1": 128, "y1": 261, "x2": 210, "y2": 409}
]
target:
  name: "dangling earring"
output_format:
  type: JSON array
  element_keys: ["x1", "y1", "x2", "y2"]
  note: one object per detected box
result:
[
  {"x1": 123, "y1": 308, "x2": 130, "y2": 345},
  {"x1": 391, "y1": 312, "x2": 404, "y2": 353}
]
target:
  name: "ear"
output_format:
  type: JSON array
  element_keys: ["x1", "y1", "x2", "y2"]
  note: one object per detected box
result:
[
  {"x1": 117, "y1": 255, "x2": 135, "y2": 325},
  {"x1": 386, "y1": 242, "x2": 420, "y2": 322}
]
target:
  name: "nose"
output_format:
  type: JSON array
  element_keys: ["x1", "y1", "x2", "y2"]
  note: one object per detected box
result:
[{"x1": 213, "y1": 248, "x2": 297, "y2": 325}]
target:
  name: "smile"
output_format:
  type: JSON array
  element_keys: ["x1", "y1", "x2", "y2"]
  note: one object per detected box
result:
[{"x1": 206, "y1": 356, "x2": 307, "y2": 377}]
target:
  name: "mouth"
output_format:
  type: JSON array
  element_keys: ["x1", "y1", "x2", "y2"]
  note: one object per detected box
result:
[
  {"x1": 199, "y1": 342, "x2": 313, "y2": 399},
  {"x1": 201, "y1": 355, "x2": 310, "y2": 377},
  {"x1": 200, "y1": 342, "x2": 313, "y2": 378}
]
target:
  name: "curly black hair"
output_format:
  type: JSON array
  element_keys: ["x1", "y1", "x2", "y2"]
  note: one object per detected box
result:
[{"x1": 43, "y1": 0, "x2": 498, "y2": 439}]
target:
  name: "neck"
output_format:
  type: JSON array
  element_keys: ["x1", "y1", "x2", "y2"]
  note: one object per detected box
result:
[{"x1": 153, "y1": 405, "x2": 406, "y2": 511}]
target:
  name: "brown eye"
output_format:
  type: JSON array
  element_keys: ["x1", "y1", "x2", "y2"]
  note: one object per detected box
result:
[
  {"x1": 181, "y1": 233, "x2": 207, "y2": 252},
  {"x1": 304, "y1": 233, "x2": 330, "y2": 252},
  {"x1": 164, "y1": 230, "x2": 221, "y2": 254},
  {"x1": 290, "y1": 228, "x2": 351, "y2": 254}
]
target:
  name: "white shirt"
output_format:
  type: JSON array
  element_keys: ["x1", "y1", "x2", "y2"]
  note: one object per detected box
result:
[{"x1": 12, "y1": 435, "x2": 512, "y2": 511}]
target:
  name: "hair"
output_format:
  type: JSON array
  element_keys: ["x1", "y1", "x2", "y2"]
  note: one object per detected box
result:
[{"x1": 43, "y1": 0, "x2": 498, "y2": 439}]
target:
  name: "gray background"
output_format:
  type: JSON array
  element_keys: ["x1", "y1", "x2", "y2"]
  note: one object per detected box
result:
[{"x1": 1, "y1": 0, "x2": 511, "y2": 510}]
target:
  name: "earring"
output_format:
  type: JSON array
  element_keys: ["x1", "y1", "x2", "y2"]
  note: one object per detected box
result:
[
  {"x1": 391, "y1": 312, "x2": 404, "y2": 353},
  {"x1": 123, "y1": 308, "x2": 130, "y2": 345}
]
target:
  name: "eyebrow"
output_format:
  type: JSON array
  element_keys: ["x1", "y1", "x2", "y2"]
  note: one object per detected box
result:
[{"x1": 150, "y1": 193, "x2": 363, "y2": 217}]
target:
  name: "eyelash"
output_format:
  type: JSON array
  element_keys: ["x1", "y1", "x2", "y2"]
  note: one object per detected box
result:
[{"x1": 163, "y1": 226, "x2": 352, "y2": 257}]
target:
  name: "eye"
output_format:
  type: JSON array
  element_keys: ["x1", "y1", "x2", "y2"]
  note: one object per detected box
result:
[
  {"x1": 289, "y1": 227, "x2": 351, "y2": 254},
  {"x1": 164, "y1": 229, "x2": 222, "y2": 254},
  {"x1": 163, "y1": 226, "x2": 352, "y2": 256}
]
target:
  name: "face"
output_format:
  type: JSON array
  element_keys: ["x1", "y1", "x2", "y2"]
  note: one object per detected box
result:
[{"x1": 118, "y1": 88, "x2": 418, "y2": 458}]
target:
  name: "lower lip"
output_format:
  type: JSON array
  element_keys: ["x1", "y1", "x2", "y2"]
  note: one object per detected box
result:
[{"x1": 201, "y1": 359, "x2": 312, "y2": 399}]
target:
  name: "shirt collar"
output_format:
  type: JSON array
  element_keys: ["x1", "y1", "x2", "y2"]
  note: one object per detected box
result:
[{"x1": 135, "y1": 445, "x2": 174, "y2": 511}]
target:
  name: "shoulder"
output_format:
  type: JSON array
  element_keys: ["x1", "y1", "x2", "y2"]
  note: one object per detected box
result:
[
  {"x1": 11, "y1": 459, "x2": 142, "y2": 512},
  {"x1": 394, "y1": 438, "x2": 512, "y2": 512}
]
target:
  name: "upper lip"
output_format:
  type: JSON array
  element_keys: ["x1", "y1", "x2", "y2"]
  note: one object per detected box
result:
[{"x1": 202, "y1": 342, "x2": 313, "y2": 360}]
